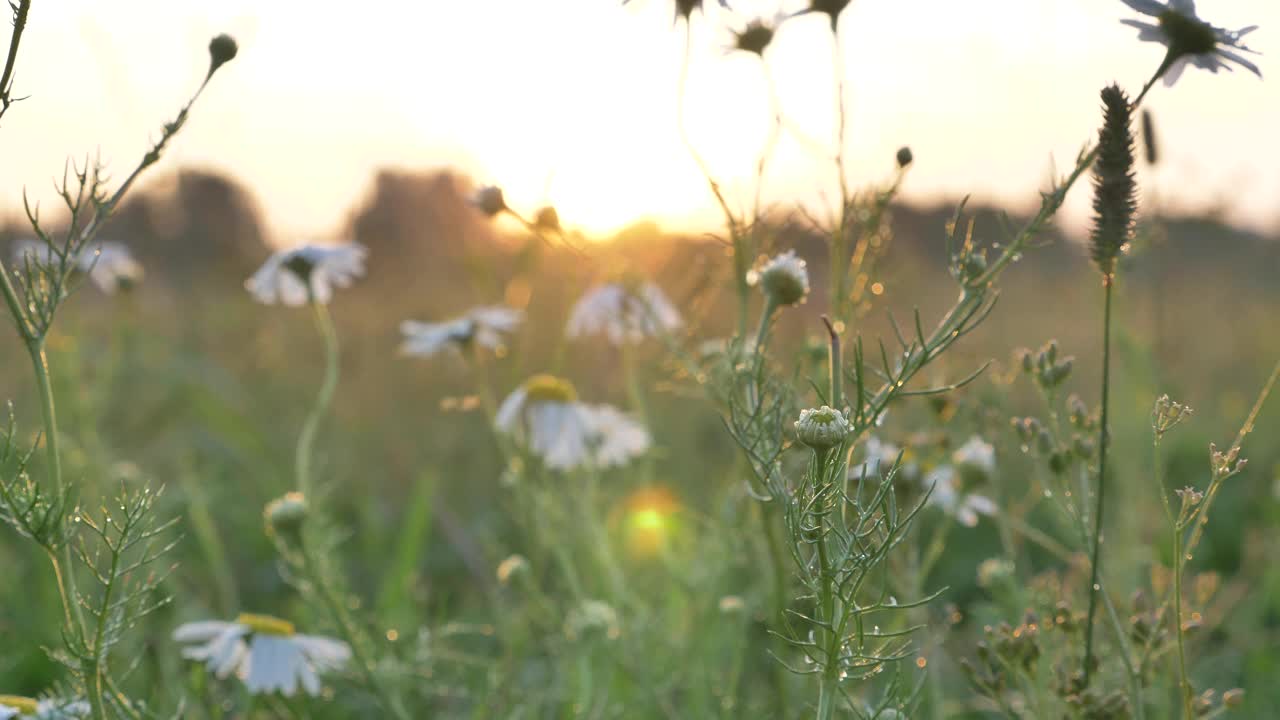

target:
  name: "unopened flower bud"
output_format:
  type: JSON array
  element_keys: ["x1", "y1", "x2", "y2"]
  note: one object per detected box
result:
[
  {"x1": 749, "y1": 250, "x2": 809, "y2": 307},
  {"x1": 264, "y1": 492, "x2": 308, "y2": 542},
  {"x1": 896, "y1": 146, "x2": 913, "y2": 168},
  {"x1": 1222, "y1": 688, "x2": 1244, "y2": 708},
  {"x1": 472, "y1": 186, "x2": 508, "y2": 218},
  {"x1": 1042, "y1": 358, "x2": 1073, "y2": 387},
  {"x1": 533, "y1": 206, "x2": 561, "y2": 233},
  {"x1": 1018, "y1": 349, "x2": 1035, "y2": 374},
  {"x1": 1036, "y1": 429, "x2": 1055, "y2": 455},
  {"x1": 207, "y1": 34, "x2": 239, "y2": 77},
  {"x1": 1048, "y1": 451, "x2": 1071, "y2": 475},
  {"x1": 1068, "y1": 394, "x2": 1090, "y2": 427},
  {"x1": 794, "y1": 406, "x2": 851, "y2": 450}
]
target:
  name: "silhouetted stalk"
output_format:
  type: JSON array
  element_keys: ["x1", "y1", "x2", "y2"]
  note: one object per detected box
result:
[{"x1": 1083, "y1": 276, "x2": 1114, "y2": 683}]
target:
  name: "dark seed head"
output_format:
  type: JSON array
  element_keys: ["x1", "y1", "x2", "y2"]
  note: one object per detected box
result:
[
  {"x1": 1089, "y1": 85, "x2": 1137, "y2": 276},
  {"x1": 733, "y1": 19, "x2": 775, "y2": 57},
  {"x1": 207, "y1": 34, "x2": 239, "y2": 77}
]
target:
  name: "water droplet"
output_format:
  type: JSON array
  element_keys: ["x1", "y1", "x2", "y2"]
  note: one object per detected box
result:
[
  {"x1": 1092, "y1": 584, "x2": 1101, "y2": 591},
  {"x1": 1044, "y1": 490, "x2": 1053, "y2": 498}
]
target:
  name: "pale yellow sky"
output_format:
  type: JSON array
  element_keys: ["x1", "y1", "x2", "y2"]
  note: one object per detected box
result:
[{"x1": 0, "y1": 0, "x2": 1275, "y2": 242}]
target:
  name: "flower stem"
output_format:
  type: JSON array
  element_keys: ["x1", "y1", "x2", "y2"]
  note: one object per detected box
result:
[
  {"x1": 1173, "y1": 521, "x2": 1194, "y2": 718},
  {"x1": 1083, "y1": 274, "x2": 1115, "y2": 684},
  {"x1": 296, "y1": 302, "x2": 340, "y2": 497},
  {"x1": 302, "y1": 544, "x2": 409, "y2": 720}
]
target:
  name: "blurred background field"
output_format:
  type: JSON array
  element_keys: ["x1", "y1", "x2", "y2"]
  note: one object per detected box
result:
[{"x1": 2, "y1": 168, "x2": 1279, "y2": 712}]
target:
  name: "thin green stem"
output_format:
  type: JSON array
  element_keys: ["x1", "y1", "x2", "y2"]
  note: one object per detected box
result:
[
  {"x1": 302, "y1": 545, "x2": 410, "y2": 720},
  {"x1": 1173, "y1": 521, "x2": 1193, "y2": 717},
  {"x1": 29, "y1": 341, "x2": 88, "y2": 638},
  {"x1": 1083, "y1": 275, "x2": 1115, "y2": 684},
  {"x1": 296, "y1": 302, "x2": 340, "y2": 497}
]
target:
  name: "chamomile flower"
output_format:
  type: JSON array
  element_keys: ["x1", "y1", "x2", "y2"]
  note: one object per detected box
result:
[
  {"x1": 566, "y1": 281, "x2": 682, "y2": 345},
  {"x1": 0, "y1": 697, "x2": 88, "y2": 720},
  {"x1": 245, "y1": 243, "x2": 367, "y2": 306},
  {"x1": 400, "y1": 305, "x2": 523, "y2": 359},
  {"x1": 495, "y1": 374, "x2": 651, "y2": 470},
  {"x1": 173, "y1": 613, "x2": 351, "y2": 697},
  {"x1": 11, "y1": 239, "x2": 143, "y2": 294},
  {"x1": 1119, "y1": 0, "x2": 1262, "y2": 86},
  {"x1": 748, "y1": 250, "x2": 809, "y2": 307},
  {"x1": 925, "y1": 465, "x2": 997, "y2": 528},
  {"x1": 953, "y1": 436, "x2": 996, "y2": 476}
]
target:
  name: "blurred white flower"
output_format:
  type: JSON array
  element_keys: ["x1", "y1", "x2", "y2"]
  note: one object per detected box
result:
[
  {"x1": 10, "y1": 238, "x2": 143, "y2": 294},
  {"x1": 84, "y1": 242, "x2": 144, "y2": 293},
  {"x1": 925, "y1": 466, "x2": 997, "y2": 528},
  {"x1": 953, "y1": 436, "x2": 996, "y2": 475},
  {"x1": 567, "y1": 282, "x2": 682, "y2": 345},
  {"x1": 1119, "y1": 0, "x2": 1261, "y2": 86},
  {"x1": 850, "y1": 436, "x2": 916, "y2": 481},
  {"x1": 495, "y1": 374, "x2": 651, "y2": 471},
  {"x1": 748, "y1": 250, "x2": 809, "y2": 307},
  {"x1": 0, "y1": 696, "x2": 88, "y2": 720},
  {"x1": 173, "y1": 613, "x2": 351, "y2": 697},
  {"x1": 245, "y1": 243, "x2": 366, "y2": 306},
  {"x1": 400, "y1": 305, "x2": 524, "y2": 358},
  {"x1": 564, "y1": 599, "x2": 620, "y2": 641}
]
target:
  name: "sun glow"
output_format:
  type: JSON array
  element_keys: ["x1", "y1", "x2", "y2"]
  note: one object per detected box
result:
[
  {"x1": 621, "y1": 486, "x2": 681, "y2": 557},
  {"x1": 0, "y1": 1, "x2": 1276, "y2": 240}
]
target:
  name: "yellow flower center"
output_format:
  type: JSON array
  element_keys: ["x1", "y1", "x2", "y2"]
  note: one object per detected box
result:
[
  {"x1": 809, "y1": 408, "x2": 839, "y2": 425},
  {"x1": 523, "y1": 374, "x2": 577, "y2": 404},
  {"x1": 0, "y1": 696, "x2": 39, "y2": 714},
  {"x1": 236, "y1": 613, "x2": 296, "y2": 637}
]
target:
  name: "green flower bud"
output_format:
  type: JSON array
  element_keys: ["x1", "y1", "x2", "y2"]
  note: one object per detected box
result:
[
  {"x1": 794, "y1": 406, "x2": 851, "y2": 450},
  {"x1": 264, "y1": 492, "x2": 308, "y2": 543}
]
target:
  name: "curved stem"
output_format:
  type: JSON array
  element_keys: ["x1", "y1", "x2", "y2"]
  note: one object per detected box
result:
[
  {"x1": 1083, "y1": 275, "x2": 1114, "y2": 684},
  {"x1": 296, "y1": 302, "x2": 340, "y2": 497}
]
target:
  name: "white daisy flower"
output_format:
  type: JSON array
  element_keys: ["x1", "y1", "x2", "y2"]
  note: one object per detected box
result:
[
  {"x1": 400, "y1": 305, "x2": 524, "y2": 358},
  {"x1": 495, "y1": 374, "x2": 651, "y2": 471},
  {"x1": 0, "y1": 696, "x2": 88, "y2": 720},
  {"x1": 566, "y1": 282, "x2": 682, "y2": 345},
  {"x1": 747, "y1": 250, "x2": 809, "y2": 307},
  {"x1": 245, "y1": 243, "x2": 367, "y2": 306},
  {"x1": 925, "y1": 465, "x2": 997, "y2": 528},
  {"x1": 11, "y1": 239, "x2": 143, "y2": 294},
  {"x1": 1119, "y1": 0, "x2": 1261, "y2": 86},
  {"x1": 953, "y1": 435, "x2": 996, "y2": 476},
  {"x1": 173, "y1": 613, "x2": 351, "y2": 697}
]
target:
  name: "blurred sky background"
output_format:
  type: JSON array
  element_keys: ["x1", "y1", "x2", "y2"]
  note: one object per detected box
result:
[{"x1": 0, "y1": 0, "x2": 1275, "y2": 242}]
